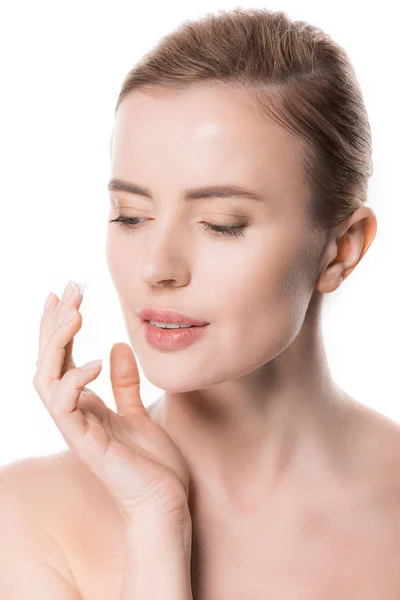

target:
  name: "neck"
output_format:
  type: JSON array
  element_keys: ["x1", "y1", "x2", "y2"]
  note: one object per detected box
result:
[{"x1": 149, "y1": 320, "x2": 356, "y2": 516}]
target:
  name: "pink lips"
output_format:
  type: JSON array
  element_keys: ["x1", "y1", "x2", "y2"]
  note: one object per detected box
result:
[
  {"x1": 137, "y1": 307, "x2": 209, "y2": 326},
  {"x1": 140, "y1": 319, "x2": 209, "y2": 350}
]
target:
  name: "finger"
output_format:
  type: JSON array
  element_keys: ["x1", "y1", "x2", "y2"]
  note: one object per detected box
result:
[
  {"x1": 38, "y1": 298, "x2": 77, "y2": 375},
  {"x1": 33, "y1": 307, "x2": 105, "y2": 451},
  {"x1": 38, "y1": 293, "x2": 60, "y2": 359},
  {"x1": 36, "y1": 307, "x2": 83, "y2": 385},
  {"x1": 36, "y1": 304, "x2": 112, "y2": 416},
  {"x1": 38, "y1": 282, "x2": 85, "y2": 361},
  {"x1": 109, "y1": 343, "x2": 147, "y2": 418},
  {"x1": 44, "y1": 359, "x2": 104, "y2": 458},
  {"x1": 56, "y1": 283, "x2": 86, "y2": 373}
]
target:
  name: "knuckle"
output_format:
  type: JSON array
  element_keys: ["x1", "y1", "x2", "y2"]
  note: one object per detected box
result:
[
  {"x1": 33, "y1": 375, "x2": 44, "y2": 392},
  {"x1": 32, "y1": 375, "x2": 45, "y2": 398},
  {"x1": 32, "y1": 371, "x2": 40, "y2": 388},
  {"x1": 61, "y1": 368, "x2": 81, "y2": 394},
  {"x1": 62, "y1": 367, "x2": 76, "y2": 384},
  {"x1": 114, "y1": 372, "x2": 136, "y2": 388}
]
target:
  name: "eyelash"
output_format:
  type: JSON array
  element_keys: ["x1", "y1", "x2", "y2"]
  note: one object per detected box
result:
[{"x1": 108, "y1": 216, "x2": 246, "y2": 238}]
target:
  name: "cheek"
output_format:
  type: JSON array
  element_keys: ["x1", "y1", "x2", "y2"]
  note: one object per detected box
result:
[
  {"x1": 105, "y1": 235, "x2": 120, "y2": 287},
  {"x1": 214, "y1": 240, "x2": 314, "y2": 354},
  {"x1": 105, "y1": 233, "x2": 135, "y2": 294},
  {"x1": 211, "y1": 238, "x2": 306, "y2": 314}
]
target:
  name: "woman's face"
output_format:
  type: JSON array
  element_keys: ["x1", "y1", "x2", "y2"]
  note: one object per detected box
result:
[{"x1": 106, "y1": 83, "x2": 324, "y2": 392}]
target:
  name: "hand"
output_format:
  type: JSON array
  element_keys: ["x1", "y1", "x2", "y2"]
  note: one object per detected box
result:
[{"x1": 33, "y1": 281, "x2": 191, "y2": 522}]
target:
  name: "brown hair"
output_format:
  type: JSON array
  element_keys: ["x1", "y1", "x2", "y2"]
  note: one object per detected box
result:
[{"x1": 113, "y1": 7, "x2": 373, "y2": 233}]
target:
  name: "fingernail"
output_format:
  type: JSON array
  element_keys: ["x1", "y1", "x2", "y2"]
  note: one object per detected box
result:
[
  {"x1": 43, "y1": 292, "x2": 56, "y2": 313},
  {"x1": 81, "y1": 358, "x2": 102, "y2": 370},
  {"x1": 60, "y1": 280, "x2": 86, "y2": 304},
  {"x1": 76, "y1": 281, "x2": 87, "y2": 300},
  {"x1": 61, "y1": 280, "x2": 78, "y2": 303}
]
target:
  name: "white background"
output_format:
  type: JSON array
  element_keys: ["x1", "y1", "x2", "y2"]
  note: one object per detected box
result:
[{"x1": 0, "y1": 0, "x2": 398, "y2": 468}]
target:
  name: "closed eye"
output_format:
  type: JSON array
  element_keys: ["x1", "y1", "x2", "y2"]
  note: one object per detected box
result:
[{"x1": 109, "y1": 216, "x2": 246, "y2": 238}]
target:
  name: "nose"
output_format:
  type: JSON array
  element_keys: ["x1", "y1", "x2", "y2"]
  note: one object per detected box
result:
[{"x1": 136, "y1": 225, "x2": 191, "y2": 288}]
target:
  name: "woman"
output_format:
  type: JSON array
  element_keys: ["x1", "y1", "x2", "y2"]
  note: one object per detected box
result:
[{"x1": 2, "y1": 7, "x2": 398, "y2": 599}]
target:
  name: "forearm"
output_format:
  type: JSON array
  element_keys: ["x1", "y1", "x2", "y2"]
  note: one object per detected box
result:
[{"x1": 119, "y1": 510, "x2": 193, "y2": 600}]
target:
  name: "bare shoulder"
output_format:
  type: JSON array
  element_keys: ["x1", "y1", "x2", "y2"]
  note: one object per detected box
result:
[
  {"x1": 0, "y1": 450, "x2": 108, "y2": 529},
  {"x1": 0, "y1": 450, "x2": 77, "y2": 533},
  {"x1": 0, "y1": 449, "x2": 124, "y2": 520},
  {"x1": 0, "y1": 450, "x2": 126, "y2": 599},
  {"x1": 349, "y1": 398, "x2": 400, "y2": 457},
  {"x1": 345, "y1": 397, "x2": 400, "y2": 504},
  {"x1": 0, "y1": 451, "x2": 82, "y2": 594}
]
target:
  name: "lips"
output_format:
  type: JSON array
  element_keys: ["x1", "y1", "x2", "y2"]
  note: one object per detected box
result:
[{"x1": 136, "y1": 307, "x2": 209, "y2": 326}]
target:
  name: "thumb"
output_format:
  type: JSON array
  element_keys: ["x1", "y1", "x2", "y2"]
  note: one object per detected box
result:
[{"x1": 109, "y1": 343, "x2": 147, "y2": 417}]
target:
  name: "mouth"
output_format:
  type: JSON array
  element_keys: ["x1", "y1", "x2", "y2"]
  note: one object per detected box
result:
[
  {"x1": 140, "y1": 318, "x2": 210, "y2": 349},
  {"x1": 142, "y1": 320, "x2": 208, "y2": 329},
  {"x1": 136, "y1": 307, "x2": 209, "y2": 327},
  {"x1": 142, "y1": 320, "x2": 209, "y2": 332}
]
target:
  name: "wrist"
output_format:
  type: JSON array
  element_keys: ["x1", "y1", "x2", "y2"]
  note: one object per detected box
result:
[
  {"x1": 125, "y1": 506, "x2": 193, "y2": 551},
  {"x1": 120, "y1": 508, "x2": 193, "y2": 600},
  {"x1": 125, "y1": 501, "x2": 192, "y2": 527}
]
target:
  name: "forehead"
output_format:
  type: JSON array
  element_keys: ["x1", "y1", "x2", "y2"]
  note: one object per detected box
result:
[{"x1": 111, "y1": 84, "x2": 308, "y2": 205}]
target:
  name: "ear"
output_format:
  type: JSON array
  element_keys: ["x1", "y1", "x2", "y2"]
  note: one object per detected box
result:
[{"x1": 315, "y1": 207, "x2": 377, "y2": 294}]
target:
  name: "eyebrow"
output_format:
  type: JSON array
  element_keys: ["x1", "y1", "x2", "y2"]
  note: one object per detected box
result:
[{"x1": 107, "y1": 178, "x2": 265, "y2": 202}]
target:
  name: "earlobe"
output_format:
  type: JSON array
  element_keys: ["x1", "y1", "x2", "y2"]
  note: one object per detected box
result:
[
  {"x1": 315, "y1": 262, "x2": 344, "y2": 294},
  {"x1": 315, "y1": 209, "x2": 377, "y2": 294},
  {"x1": 314, "y1": 231, "x2": 349, "y2": 294}
]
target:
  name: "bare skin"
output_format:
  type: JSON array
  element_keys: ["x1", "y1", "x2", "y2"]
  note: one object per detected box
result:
[
  {"x1": 106, "y1": 82, "x2": 378, "y2": 527},
  {"x1": 6, "y1": 82, "x2": 396, "y2": 597},
  {"x1": 17, "y1": 400, "x2": 400, "y2": 599}
]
